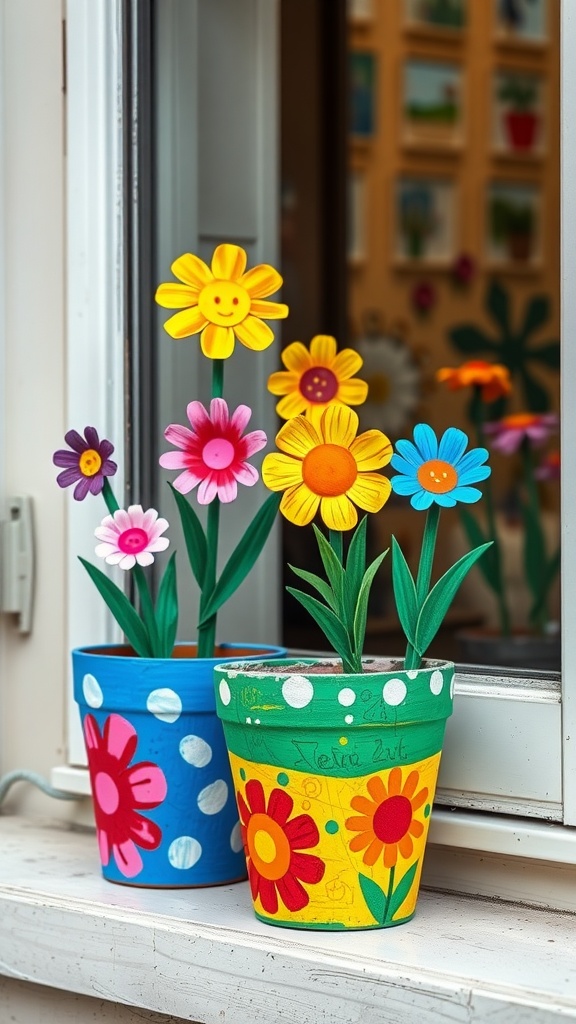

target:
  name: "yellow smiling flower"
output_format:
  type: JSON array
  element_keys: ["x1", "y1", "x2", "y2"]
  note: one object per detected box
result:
[
  {"x1": 155, "y1": 243, "x2": 289, "y2": 359},
  {"x1": 262, "y1": 405, "x2": 392, "y2": 530},
  {"x1": 268, "y1": 335, "x2": 368, "y2": 424}
]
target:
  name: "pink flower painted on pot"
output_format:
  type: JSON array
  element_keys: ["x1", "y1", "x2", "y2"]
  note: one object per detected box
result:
[
  {"x1": 159, "y1": 397, "x2": 267, "y2": 503},
  {"x1": 53, "y1": 426, "x2": 117, "y2": 501},
  {"x1": 484, "y1": 412, "x2": 558, "y2": 455},
  {"x1": 95, "y1": 505, "x2": 169, "y2": 570},
  {"x1": 83, "y1": 713, "x2": 168, "y2": 878}
]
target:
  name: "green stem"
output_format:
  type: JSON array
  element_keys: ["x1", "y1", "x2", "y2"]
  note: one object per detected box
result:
[
  {"x1": 102, "y1": 478, "x2": 120, "y2": 515},
  {"x1": 196, "y1": 358, "x2": 225, "y2": 657},
  {"x1": 473, "y1": 393, "x2": 511, "y2": 636},
  {"x1": 521, "y1": 439, "x2": 548, "y2": 633},
  {"x1": 197, "y1": 498, "x2": 221, "y2": 658},
  {"x1": 384, "y1": 865, "x2": 396, "y2": 923},
  {"x1": 404, "y1": 505, "x2": 440, "y2": 671}
]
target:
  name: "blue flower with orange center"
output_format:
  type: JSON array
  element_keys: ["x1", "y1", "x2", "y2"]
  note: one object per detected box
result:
[{"x1": 390, "y1": 424, "x2": 490, "y2": 510}]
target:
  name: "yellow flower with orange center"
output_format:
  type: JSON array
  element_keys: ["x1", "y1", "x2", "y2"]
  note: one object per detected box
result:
[
  {"x1": 436, "y1": 360, "x2": 511, "y2": 402},
  {"x1": 262, "y1": 405, "x2": 392, "y2": 530},
  {"x1": 267, "y1": 335, "x2": 368, "y2": 424},
  {"x1": 155, "y1": 243, "x2": 288, "y2": 359},
  {"x1": 345, "y1": 768, "x2": 428, "y2": 869}
]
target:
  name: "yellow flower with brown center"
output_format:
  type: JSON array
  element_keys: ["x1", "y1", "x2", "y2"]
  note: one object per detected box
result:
[
  {"x1": 345, "y1": 768, "x2": 428, "y2": 869},
  {"x1": 267, "y1": 335, "x2": 368, "y2": 424},
  {"x1": 155, "y1": 243, "x2": 288, "y2": 360},
  {"x1": 262, "y1": 405, "x2": 392, "y2": 530},
  {"x1": 436, "y1": 360, "x2": 511, "y2": 402}
]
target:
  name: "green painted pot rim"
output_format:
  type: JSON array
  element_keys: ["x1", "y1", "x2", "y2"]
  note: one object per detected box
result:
[{"x1": 214, "y1": 657, "x2": 454, "y2": 730}]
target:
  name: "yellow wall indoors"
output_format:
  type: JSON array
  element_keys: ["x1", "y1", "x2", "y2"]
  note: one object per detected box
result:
[{"x1": 347, "y1": 0, "x2": 560, "y2": 642}]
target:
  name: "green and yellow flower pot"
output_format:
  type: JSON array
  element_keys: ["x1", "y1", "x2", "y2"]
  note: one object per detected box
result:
[{"x1": 214, "y1": 657, "x2": 454, "y2": 931}]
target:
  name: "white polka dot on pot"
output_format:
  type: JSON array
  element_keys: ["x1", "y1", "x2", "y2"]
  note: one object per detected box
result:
[
  {"x1": 82, "y1": 673, "x2": 103, "y2": 708},
  {"x1": 338, "y1": 687, "x2": 356, "y2": 707},
  {"x1": 406, "y1": 670, "x2": 419, "y2": 681},
  {"x1": 230, "y1": 821, "x2": 243, "y2": 853},
  {"x1": 282, "y1": 675, "x2": 314, "y2": 709},
  {"x1": 219, "y1": 680, "x2": 231, "y2": 706},
  {"x1": 430, "y1": 669, "x2": 444, "y2": 696},
  {"x1": 168, "y1": 835, "x2": 202, "y2": 870},
  {"x1": 382, "y1": 678, "x2": 407, "y2": 707},
  {"x1": 450, "y1": 674, "x2": 455, "y2": 699},
  {"x1": 179, "y1": 735, "x2": 212, "y2": 768},
  {"x1": 197, "y1": 779, "x2": 228, "y2": 815},
  {"x1": 146, "y1": 688, "x2": 182, "y2": 723},
  {"x1": 344, "y1": 714, "x2": 354, "y2": 725}
]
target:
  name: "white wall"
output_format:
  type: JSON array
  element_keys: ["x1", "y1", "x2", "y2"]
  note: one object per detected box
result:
[{"x1": 0, "y1": 0, "x2": 72, "y2": 816}]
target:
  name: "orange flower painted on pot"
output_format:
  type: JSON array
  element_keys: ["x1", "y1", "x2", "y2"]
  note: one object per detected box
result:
[
  {"x1": 345, "y1": 768, "x2": 428, "y2": 869},
  {"x1": 237, "y1": 779, "x2": 325, "y2": 914},
  {"x1": 436, "y1": 360, "x2": 512, "y2": 402}
]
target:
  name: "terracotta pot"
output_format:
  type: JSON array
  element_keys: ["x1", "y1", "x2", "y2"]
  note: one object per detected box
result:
[
  {"x1": 214, "y1": 657, "x2": 454, "y2": 930},
  {"x1": 73, "y1": 642, "x2": 285, "y2": 887},
  {"x1": 456, "y1": 630, "x2": 560, "y2": 672}
]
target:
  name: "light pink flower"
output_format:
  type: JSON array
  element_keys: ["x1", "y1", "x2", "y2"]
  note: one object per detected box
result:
[
  {"x1": 95, "y1": 505, "x2": 169, "y2": 570},
  {"x1": 484, "y1": 412, "x2": 558, "y2": 455},
  {"x1": 84, "y1": 713, "x2": 167, "y2": 878},
  {"x1": 159, "y1": 397, "x2": 267, "y2": 504}
]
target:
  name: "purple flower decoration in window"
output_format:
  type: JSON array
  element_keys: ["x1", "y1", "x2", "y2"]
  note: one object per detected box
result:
[{"x1": 53, "y1": 427, "x2": 117, "y2": 501}]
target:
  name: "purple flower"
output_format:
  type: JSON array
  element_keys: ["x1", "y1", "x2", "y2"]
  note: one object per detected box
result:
[
  {"x1": 53, "y1": 427, "x2": 117, "y2": 500},
  {"x1": 451, "y1": 252, "x2": 476, "y2": 286},
  {"x1": 484, "y1": 413, "x2": 558, "y2": 455}
]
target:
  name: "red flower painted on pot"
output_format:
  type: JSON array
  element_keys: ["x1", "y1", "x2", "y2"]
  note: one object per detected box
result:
[
  {"x1": 84, "y1": 713, "x2": 168, "y2": 878},
  {"x1": 451, "y1": 252, "x2": 476, "y2": 287},
  {"x1": 237, "y1": 779, "x2": 325, "y2": 913},
  {"x1": 345, "y1": 768, "x2": 428, "y2": 869}
]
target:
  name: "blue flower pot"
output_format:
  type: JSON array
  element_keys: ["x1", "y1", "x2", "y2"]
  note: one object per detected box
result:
[{"x1": 72, "y1": 643, "x2": 285, "y2": 887}]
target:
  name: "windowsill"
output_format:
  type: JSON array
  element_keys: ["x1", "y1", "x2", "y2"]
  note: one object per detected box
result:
[{"x1": 0, "y1": 816, "x2": 575, "y2": 1023}]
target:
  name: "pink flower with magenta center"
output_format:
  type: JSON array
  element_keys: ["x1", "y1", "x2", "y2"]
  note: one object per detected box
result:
[
  {"x1": 160, "y1": 397, "x2": 267, "y2": 504},
  {"x1": 484, "y1": 412, "x2": 558, "y2": 455},
  {"x1": 95, "y1": 505, "x2": 169, "y2": 570}
]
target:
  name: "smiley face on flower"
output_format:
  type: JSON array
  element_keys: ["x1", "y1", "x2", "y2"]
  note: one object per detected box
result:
[
  {"x1": 390, "y1": 424, "x2": 491, "y2": 510},
  {"x1": 155, "y1": 243, "x2": 288, "y2": 359},
  {"x1": 262, "y1": 405, "x2": 393, "y2": 531}
]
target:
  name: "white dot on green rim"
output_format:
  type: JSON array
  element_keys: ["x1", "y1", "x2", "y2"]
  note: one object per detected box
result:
[
  {"x1": 219, "y1": 680, "x2": 231, "y2": 706},
  {"x1": 430, "y1": 669, "x2": 444, "y2": 695},
  {"x1": 282, "y1": 675, "x2": 314, "y2": 709},
  {"x1": 382, "y1": 678, "x2": 407, "y2": 707}
]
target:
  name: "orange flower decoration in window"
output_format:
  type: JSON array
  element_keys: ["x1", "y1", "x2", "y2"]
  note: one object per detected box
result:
[
  {"x1": 237, "y1": 779, "x2": 325, "y2": 915},
  {"x1": 267, "y1": 334, "x2": 368, "y2": 424},
  {"x1": 345, "y1": 768, "x2": 428, "y2": 869},
  {"x1": 436, "y1": 360, "x2": 512, "y2": 403}
]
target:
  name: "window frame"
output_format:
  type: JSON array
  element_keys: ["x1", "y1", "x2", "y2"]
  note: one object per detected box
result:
[{"x1": 56, "y1": 0, "x2": 576, "y2": 842}]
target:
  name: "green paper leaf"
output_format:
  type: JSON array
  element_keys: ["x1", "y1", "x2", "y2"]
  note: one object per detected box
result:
[
  {"x1": 391, "y1": 537, "x2": 418, "y2": 647},
  {"x1": 414, "y1": 542, "x2": 493, "y2": 657},
  {"x1": 155, "y1": 553, "x2": 179, "y2": 658},
  {"x1": 458, "y1": 509, "x2": 499, "y2": 592},
  {"x1": 78, "y1": 557, "x2": 152, "y2": 658},
  {"x1": 519, "y1": 294, "x2": 549, "y2": 340},
  {"x1": 169, "y1": 483, "x2": 207, "y2": 589},
  {"x1": 386, "y1": 861, "x2": 419, "y2": 923},
  {"x1": 313, "y1": 524, "x2": 345, "y2": 607},
  {"x1": 353, "y1": 549, "x2": 389, "y2": 660},
  {"x1": 529, "y1": 340, "x2": 561, "y2": 370},
  {"x1": 486, "y1": 279, "x2": 510, "y2": 333},
  {"x1": 344, "y1": 517, "x2": 368, "y2": 627},
  {"x1": 198, "y1": 492, "x2": 281, "y2": 625},
  {"x1": 288, "y1": 565, "x2": 337, "y2": 612},
  {"x1": 358, "y1": 873, "x2": 386, "y2": 924},
  {"x1": 449, "y1": 325, "x2": 496, "y2": 356},
  {"x1": 286, "y1": 586, "x2": 355, "y2": 668}
]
